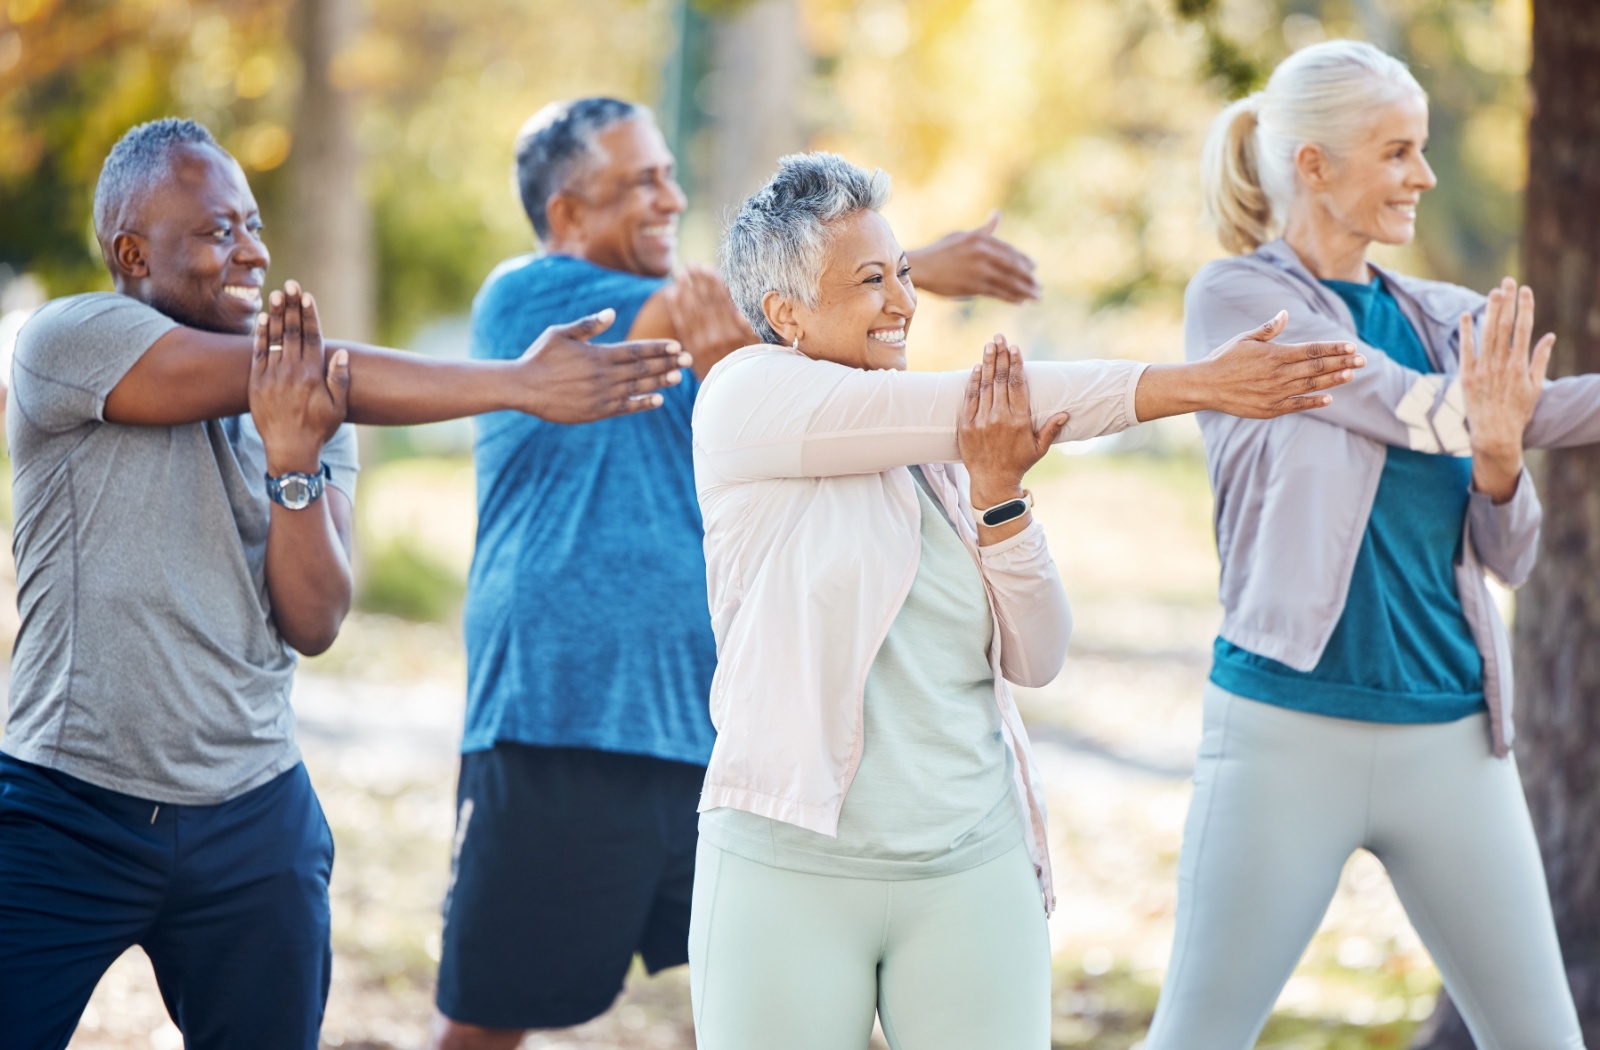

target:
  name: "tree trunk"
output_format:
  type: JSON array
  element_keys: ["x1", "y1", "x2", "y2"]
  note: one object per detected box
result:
[
  {"x1": 1414, "y1": 1, "x2": 1600, "y2": 1045},
  {"x1": 703, "y1": 0, "x2": 809, "y2": 220},
  {"x1": 279, "y1": 0, "x2": 373, "y2": 343}
]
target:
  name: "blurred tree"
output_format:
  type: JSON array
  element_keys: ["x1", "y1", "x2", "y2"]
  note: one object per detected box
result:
[
  {"x1": 277, "y1": 0, "x2": 373, "y2": 341},
  {"x1": 1415, "y1": 1, "x2": 1600, "y2": 1044}
]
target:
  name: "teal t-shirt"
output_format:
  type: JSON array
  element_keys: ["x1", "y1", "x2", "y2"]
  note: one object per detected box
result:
[{"x1": 1210, "y1": 274, "x2": 1487, "y2": 723}]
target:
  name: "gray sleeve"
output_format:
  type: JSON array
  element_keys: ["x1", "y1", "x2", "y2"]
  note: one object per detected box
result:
[
  {"x1": 1524, "y1": 374, "x2": 1600, "y2": 450},
  {"x1": 1466, "y1": 467, "x2": 1542, "y2": 588},
  {"x1": 1184, "y1": 262, "x2": 1437, "y2": 451},
  {"x1": 321, "y1": 423, "x2": 360, "y2": 501},
  {"x1": 10, "y1": 294, "x2": 178, "y2": 434}
]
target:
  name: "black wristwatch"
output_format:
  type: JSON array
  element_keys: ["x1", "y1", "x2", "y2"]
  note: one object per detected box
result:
[
  {"x1": 973, "y1": 489, "x2": 1034, "y2": 527},
  {"x1": 266, "y1": 463, "x2": 331, "y2": 511}
]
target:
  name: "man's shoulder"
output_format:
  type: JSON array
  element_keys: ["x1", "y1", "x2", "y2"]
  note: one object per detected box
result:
[
  {"x1": 479, "y1": 253, "x2": 663, "y2": 298},
  {"x1": 473, "y1": 254, "x2": 666, "y2": 348},
  {"x1": 18, "y1": 292, "x2": 161, "y2": 347},
  {"x1": 14, "y1": 292, "x2": 176, "y2": 379}
]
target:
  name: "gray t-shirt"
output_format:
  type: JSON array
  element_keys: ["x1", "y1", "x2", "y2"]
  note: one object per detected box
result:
[{"x1": 2, "y1": 293, "x2": 359, "y2": 804}]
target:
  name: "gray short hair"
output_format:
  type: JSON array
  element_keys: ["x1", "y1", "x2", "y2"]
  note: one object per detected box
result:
[
  {"x1": 720, "y1": 152, "x2": 892, "y2": 345},
  {"x1": 93, "y1": 119, "x2": 223, "y2": 243},
  {"x1": 513, "y1": 97, "x2": 651, "y2": 241}
]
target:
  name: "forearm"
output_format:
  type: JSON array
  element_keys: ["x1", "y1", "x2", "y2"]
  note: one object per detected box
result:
[
  {"x1": 982, "y1": 524, "x2": 1072, "y2": 686},
  {"x1": 109, "y1": 330, "x2": 522, "y2": 428},
  {"x1": 1470, "y1": 438, "x2": 1524, "y2": 504},
  {"x1": 336, "y1": 343, "x2": 519, "y2": 425},
  {"x1": 903, "y1": 247, "x2": 950, "y2": 296},
  {"x1": 1467, "y1": 469, "x2": 1542, "y2": 586},
  {"x1": 264, "y1": 500, "x2": 353, "y2": 655},
  {"x1": 1524, "y1": 374, "x2": 1600, "y2": 449},
  {"x1": 1132, "y1": 363, "x2": 1210, "y2": 422}
]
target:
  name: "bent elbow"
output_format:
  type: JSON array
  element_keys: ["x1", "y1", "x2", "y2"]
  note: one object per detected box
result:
[{"x1": 283, "y1": 609, "x2": 348, "y2": 657}]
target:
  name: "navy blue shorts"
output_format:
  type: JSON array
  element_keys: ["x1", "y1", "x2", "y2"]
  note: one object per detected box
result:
[
  {"x1": 0, "y1": 754, "x2": 334, "y2": 1050},
  {"x1": 436, "y1": 743, "x2": 703, "y2": 1029}
]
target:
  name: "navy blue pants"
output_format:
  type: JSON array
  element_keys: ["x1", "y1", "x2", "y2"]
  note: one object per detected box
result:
[{"x1": 0, "y1": 754, "x2": 334, "y2": 1050}]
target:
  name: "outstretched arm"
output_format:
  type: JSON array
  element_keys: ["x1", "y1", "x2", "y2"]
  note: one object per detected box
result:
[
  {"x1": 694, "y1": 323, "x2": 1359, "y2": 483},
  {"x1": 906, "y1": 212, "x2": 1041, "y2": 303},
  {"x1": 103, "y1": 282, "x2": 692, "y2": 428}
]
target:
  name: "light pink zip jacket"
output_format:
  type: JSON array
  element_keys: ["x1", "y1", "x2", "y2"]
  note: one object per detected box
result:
[{"x1": 691, "y1": 343, "x2": 1149, "y2": 911}]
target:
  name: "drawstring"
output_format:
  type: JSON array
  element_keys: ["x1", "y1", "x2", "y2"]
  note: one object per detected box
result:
[{"x1": 150, "y1": 805, "x2": 160, "y2": 824}]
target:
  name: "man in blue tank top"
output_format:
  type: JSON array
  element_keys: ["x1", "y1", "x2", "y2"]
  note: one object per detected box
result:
[{"x1": 432, "y1": 97, "x2": 1049, "y2": 1049}]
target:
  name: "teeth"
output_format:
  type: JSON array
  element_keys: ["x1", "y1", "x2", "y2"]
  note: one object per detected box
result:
[
  {"x1": 641, "y1": 224, "x2": 675, "y2": 238},
  {"x1": 224, "y1": 285, "x2": 261, "y2": 302},
  {"x1": 868, "y1": 328, "x2": 906, "y2": 343}
]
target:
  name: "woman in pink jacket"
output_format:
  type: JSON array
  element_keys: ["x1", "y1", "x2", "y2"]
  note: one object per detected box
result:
[{"x1": 686, "y1": 152, "x2": 1361, "y2": 1050}]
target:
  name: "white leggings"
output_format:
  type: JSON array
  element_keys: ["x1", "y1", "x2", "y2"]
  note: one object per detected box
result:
[
  {"x1": 1145, "y1": 685, "x2": 1585, "y2": 1050},
  {"x1": 688, "y1": 840, "x2": 1051, "y2": 1050}
]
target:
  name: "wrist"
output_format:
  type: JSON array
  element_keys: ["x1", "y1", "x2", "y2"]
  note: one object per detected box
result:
[
  {"x1": 970, "y1": 481, "x2": 1026, "y2": 509},
  {"x1": 1470, "y1": 438, "x2": 1523, "y2": 475},
  {"x1": 1134, "y1": 362, "x2": 1209, "y2": 422},
  {"x1": 265, "y1": 447, "x2": 324, "y2": 477}
]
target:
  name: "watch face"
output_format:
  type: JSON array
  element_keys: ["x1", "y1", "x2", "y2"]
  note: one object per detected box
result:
[
  {"x1": 279, "y1": 476, "x2": 312, "y2": 510},
  {"x1": 982, "y1": 499, "x2": 1028, "y2": 527}
]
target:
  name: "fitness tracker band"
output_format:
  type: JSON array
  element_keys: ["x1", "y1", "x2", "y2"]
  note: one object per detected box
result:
[{"x1": 973, "y1": 489, "x2": 1033, "y2": 527}]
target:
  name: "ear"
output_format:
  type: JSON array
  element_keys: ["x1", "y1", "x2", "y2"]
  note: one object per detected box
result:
[
  {"x1": 761, "y1": 290, "x2": 801, "y2": 346},
  {"x1": 544, "y1": 191, "x2": 583, "y2": 245},
  {"x1": 110, "y1": 231, "x2": 150, "y2": 280},
  {"x1": 1294, "y1": 142, "x2": 1332, "y2": 192}
]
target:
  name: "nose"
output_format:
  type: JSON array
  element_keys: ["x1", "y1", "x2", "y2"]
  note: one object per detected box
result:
[
  {"x1": 661, "y1": 175, "x2": 688, "y2": 215},
  {"x1": 235, "y1": 225, "x2": 270, "y2": 271},
  {"x1": 1413, "y1": 152, "x2": 1437, "y2": 191},
  {"x1": 886, "y1": 270, "x2": 916, "y2": 317}
]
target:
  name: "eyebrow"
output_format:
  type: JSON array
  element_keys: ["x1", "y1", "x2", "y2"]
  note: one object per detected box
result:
[{"x1": 853, "y1": 254, "x2": 908, "y2": 275}]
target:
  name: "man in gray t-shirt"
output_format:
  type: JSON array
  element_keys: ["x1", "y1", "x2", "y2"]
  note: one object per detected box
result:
[
  {"x1": 6, "y1": 292, "x2": 360, "y2": 803},
  {"x1": 0, "y1": 118, "x2": 692, "y2": 1050}
]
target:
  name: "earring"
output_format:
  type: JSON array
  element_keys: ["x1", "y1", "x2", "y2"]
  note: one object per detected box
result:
[{"x1": 791, "y1": 334, "x2": 800, "y2": 349}]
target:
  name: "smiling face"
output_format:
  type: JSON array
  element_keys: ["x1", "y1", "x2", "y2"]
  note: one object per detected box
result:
[
  {"x1": 552, "y1": 117, "x2": 686, "y2": 278},
  {"x1": 109, "y1": 143, "x2": 268, "y2": 335},
  {"x1": 1302, "y1": 90, "x2": 1436, "y2": 247},
  {"x1": 775, "y1": 209, "x2": 916, "y2": 372}
]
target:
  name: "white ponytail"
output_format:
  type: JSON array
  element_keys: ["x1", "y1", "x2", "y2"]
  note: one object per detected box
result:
[{"x1": 1201, "y1": 40, "x2": 1424, "y2": 254}]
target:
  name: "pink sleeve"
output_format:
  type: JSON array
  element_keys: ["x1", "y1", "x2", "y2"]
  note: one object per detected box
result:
[{"x1": 978, "y1": 520, "x2": 1073, "y2": 687}]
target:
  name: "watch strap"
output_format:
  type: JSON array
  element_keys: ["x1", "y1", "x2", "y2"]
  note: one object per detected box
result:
[
  {"x1": 266, "y1": 462, "x2": 331, "y2": 510},
  {"x1": 973, "y1": 489, "x2": 1033, "y2": 527}
]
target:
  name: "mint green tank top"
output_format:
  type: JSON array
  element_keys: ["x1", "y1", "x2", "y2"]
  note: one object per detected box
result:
[{"x1": 699, "y1": 467, "x2": 1023, "y2": 879}]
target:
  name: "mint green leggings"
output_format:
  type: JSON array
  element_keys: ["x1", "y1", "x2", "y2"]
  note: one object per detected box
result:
[
  {"x1": 1146, "y1": 685, "x2": 1585, "y2": 1049},
  {"x1": 688, "y1": 839, "x2": 1051, "y2": 1050}
]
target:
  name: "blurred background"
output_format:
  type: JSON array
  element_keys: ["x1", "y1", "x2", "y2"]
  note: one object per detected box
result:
[{"x1": 0, "y1": 0, "x2": 1545, "y2": 1047}]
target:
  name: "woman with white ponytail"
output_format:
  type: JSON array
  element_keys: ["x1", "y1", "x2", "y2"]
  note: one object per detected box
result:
[{"x1": 1146, "y1": 39, "x2": 1600, "y2": 1048}]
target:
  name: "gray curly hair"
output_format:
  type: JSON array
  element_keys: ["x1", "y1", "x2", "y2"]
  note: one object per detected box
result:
[{"x1": 720, "y1": 152, "x2": 892, "y2": 345}]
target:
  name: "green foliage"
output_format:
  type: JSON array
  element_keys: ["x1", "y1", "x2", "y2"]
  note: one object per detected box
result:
[
  {"x1": 1204, "y1": 28, "x2": 1266, "y2": 97},
  {"x1": 688, "y1": 0, "x2": 759, "y2": 15},
  {"x1": 1045, "y1": 961, "x2": 1422, "y2": 1047},
  {"x1": 355, "y1": 539, "x2": 464, "y2": 624}
]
